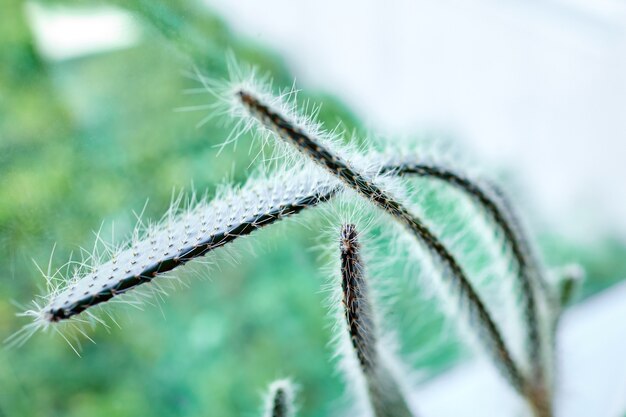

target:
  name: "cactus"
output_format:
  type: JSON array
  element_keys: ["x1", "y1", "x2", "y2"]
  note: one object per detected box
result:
[{"x1": 13, "y1": 66, "x2": 573, "y2": 417}]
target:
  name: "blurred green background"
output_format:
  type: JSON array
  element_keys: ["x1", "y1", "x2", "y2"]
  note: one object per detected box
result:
[{"x1": 2, "y1": 1, "x2": 626, "y2": 416}]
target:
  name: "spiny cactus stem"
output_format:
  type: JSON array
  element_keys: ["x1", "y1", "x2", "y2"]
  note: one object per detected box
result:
[
  {"x1": 237, "y1": 89, "x2": 527, "y2": 398},
  {"x1": 340, "y1": 224, "x2": 415, "y2": 417},
  {"x1": 381, "y1": 162, "x2": 546, "y2": 384},
  {"x1": 46, "y1": 192, "x2": 335, "y2": 322},
  {"x1": 341, "y1": 223, "x2": 377, "y2": 372}
]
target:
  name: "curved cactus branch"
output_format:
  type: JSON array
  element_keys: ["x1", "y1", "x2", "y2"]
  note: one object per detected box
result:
[{"x1": 380, "y1": 159, "x2": 548, "y2": 385}]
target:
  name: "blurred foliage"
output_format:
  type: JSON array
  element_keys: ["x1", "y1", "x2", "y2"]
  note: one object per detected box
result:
[{"x1": 1, "y1": 1, "x2": 626, "y2": 417}]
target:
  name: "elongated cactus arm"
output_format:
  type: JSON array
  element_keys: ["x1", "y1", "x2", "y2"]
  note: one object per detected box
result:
[
  {"x1": 39, "y1": 172, "x2": 339, "y2": 324},
  {"x1": 341, "y1": 224, "x2": 377, "y2": 372},
  {"x1": 340, "y1": 224, "x2": 415, "y2": 417}
]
